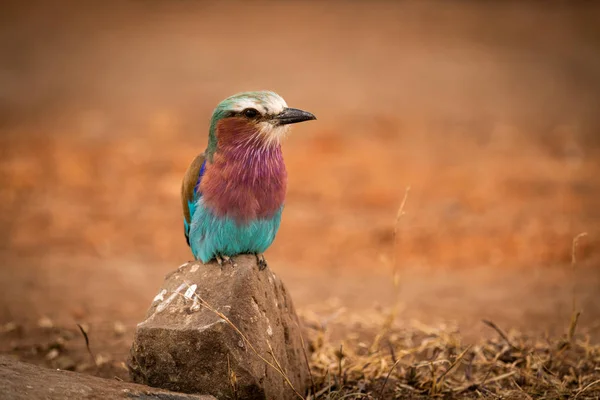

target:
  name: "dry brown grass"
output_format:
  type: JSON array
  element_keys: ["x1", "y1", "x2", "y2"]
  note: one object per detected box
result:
[
  {"x1": 294, "y1": 233, "x2": 600, "y2": 399},
  {"x1": 299, "y1": 310, "x2": 600, "y2": 399}
]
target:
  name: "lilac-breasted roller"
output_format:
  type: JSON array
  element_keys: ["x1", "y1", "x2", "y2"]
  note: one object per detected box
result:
[{"x1": 181, "y1": 91, "x2": 316, "y2": 269}]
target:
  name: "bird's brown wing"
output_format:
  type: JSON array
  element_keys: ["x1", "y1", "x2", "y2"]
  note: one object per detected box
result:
[{"x1": 181, "y1": 152, "x2": 206, "y2": 245}]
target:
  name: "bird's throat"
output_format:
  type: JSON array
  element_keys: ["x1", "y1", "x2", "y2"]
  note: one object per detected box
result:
[{"x1": 200, "y1": 119, "x2": 287, "y2": 223}]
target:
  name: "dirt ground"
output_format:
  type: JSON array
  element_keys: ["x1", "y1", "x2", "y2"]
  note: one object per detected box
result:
[{"x1": 1, "y1": 0, "x2": 599, "y2": 392}]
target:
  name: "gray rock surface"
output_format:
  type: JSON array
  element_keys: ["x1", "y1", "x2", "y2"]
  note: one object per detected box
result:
[
  {"x1": 0, "y1": 355, "x2": 215, "y2": 400},
  {"x1": 127, "y1": 255, "x2": 308, "y2": 400}
]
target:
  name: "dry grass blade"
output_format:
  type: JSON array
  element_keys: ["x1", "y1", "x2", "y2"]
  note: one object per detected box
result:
[
  {"x1": 574, "y1": 379, "x2": 600, "y2": 399},
  {"x1": 435, "y1": 345, "x2": 472, "y2": 386},
  {"x1": 482, "y1": 319, "x2": 516, "y2": 349},
  {"x1": 371, "y1": 187, "x2": 410, "y2": 354},
  {"x1": 76, "y1": 323, "x2": 98, "y2": 369},
  {"x1": 484, "y1": 370, "x2": 516, "y2": 385},
  {"x1": 266, "y1": 340, "x2": 295, "y2": 395},
  {"x1": 295, "y1": 319, "x2": 317, "y2": 396},
  {"x1": 227, "y1": 354, "x2": 238, "y2": 400},
  {"x1": 567, "y1": 311, "x2": 581, "y2": 345},
  {"x1": 568, "y1": 232, "x2": 587, "y2": 347},
  {"x1": 378, "y1": 358, "x2": 401, "y2": 399},
  {"x1": 392, "y1": 186, "x2": 411, "y2": 286},
  {"x1": 337, "y1": 344, "x2": 344, "y2": 384},
  {"x1": 571, "y1": 232, "x2": 588, "y2": 268}
]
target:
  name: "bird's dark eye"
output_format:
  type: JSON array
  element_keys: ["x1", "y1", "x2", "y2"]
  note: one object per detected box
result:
[{"x1": 243, "y1": 108, "x2": 259, "y2": 118}]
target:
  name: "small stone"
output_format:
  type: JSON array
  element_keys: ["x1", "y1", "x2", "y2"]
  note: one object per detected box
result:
[
  {"x1": 45, "y1": 349, "x2": 59, "y2": 361},
  {"x1": 37, "y1": 317, "x2": 53, "y2": 329},
  {"x1": 95, "y1": 354, "x2": 110, "y2": 366},
  {"x1": 54, "y1": 355, "x2": 76, "y2": 371},
  {"x1": 113, "y1": 321, "x2": 126, "y2": 337},
  {"x1": 61, "y1": 330, "x2": 76, "y2": 341},
  {"x1": 128, "y1": 255, "x2": 308, "y2": 400},
  {"x1": 0, "y1": 322, "x2": 18, "y2": 334},
  {"x1": 47, "y1": 337, "x2": 67, "y2": 352}
]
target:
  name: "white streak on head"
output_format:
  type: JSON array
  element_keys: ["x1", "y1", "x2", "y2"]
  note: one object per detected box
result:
[{"x1": 225, "y1": 91, "x2": 288, "y2": 115}]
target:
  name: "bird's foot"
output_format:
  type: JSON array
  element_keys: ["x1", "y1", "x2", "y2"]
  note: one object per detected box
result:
[
  {"x1": 255, "y1": 253, "x2": 268, "y2": 271},
  {"x1": 215, "y1": 254, "x2": 236, "y2": 267},
  {"x1": 222, "y1": 255, "x2": 237, "y2": 267}
]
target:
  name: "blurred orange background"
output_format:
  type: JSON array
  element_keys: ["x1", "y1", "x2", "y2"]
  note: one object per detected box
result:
[{"x1": 0, "y1": 0, "x2": 599, "y2": 351}]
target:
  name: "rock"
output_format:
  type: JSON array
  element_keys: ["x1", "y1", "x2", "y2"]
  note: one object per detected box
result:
[
  {"x1": 53, "y1": 355, "x2": 77, "y2": 371},
  {"x1": 127, "y1": 255, "x2": 308, "y2": 400},
  {"x1": 0, "y1": 355, "x2": 215, "y2": 400}
]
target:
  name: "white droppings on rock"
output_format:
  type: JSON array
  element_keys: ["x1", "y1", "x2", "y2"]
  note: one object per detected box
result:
[
  {"x1": 178, "y1": 262, "x2": 189, "y2": 270},
  {"x1": 190, "y1": 299, "x2": 201, "y2": 312},
  {"x1": 237, "y1": 340, "x2": 245, "y2": 349},
  {"x1": 156, "y1": 283, "x2": 186, "y2": 313},
  {"x1": 267, "y1": 325, "x2": 273, "y2": 337},
  {"x1": 190, "y1": 264, "x2": 200, "y2": 273},
  {"x1": 153, "y1": 289, "x2": 167, "y2": 303},
  {"x1": 184, "y1": 284, "x2": 197, "y2": 300},
  {"x1": 196, "y1": 319, "x2": 226, "y2": 332}
]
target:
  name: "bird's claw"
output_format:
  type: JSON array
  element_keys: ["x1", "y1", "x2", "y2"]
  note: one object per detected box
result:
[
  {"x1": 222, "y1": 255, "x2": 237, "y2": 267},
  {"x1": 216, "y1": 254, "x2": 236, "y2": 267},
  {"x1": 256, "y1": 254, "x2": 268, "y2": 271}
]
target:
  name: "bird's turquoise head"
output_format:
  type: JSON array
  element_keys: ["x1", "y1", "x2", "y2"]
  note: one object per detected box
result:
[{"x1": 206, "y1": 91, "x2": 316, "y2": 158}]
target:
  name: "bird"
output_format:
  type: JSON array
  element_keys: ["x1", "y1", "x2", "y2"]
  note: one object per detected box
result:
[{"x1": 181, "y1": 91, "x2": 316, "y2": 270}]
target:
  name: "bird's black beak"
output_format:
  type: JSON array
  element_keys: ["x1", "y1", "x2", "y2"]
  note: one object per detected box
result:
[{"x1": 274, "y1": 107, "x2": 316, "y2": 125}]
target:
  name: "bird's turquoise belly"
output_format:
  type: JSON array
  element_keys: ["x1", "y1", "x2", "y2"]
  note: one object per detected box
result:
[{"x1": 188, "y1": 199, "x2": 283, "y2": 263}]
